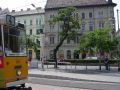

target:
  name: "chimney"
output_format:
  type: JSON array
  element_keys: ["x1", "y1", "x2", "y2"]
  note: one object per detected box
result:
[
  {"x1": 27, "y1": 8, "x2": 31, "y2": 11},
  {"x1": 108, "y1": 0, "x2": 112, "y2": 3},
  {"x1": 21, "y1": 9, "x2": 23, "y2": 11},
  {"x1": 12, "y1": 10, "x2": 15, "y2": 12}
]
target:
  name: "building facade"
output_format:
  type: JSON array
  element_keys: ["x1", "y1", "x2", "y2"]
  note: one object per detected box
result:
[
  {"x1": 10, "y1": 8, "x2": 45, "y2": 60},
  {"x1": 44, "y1": 0, "x2": 116, "y2": 60}
]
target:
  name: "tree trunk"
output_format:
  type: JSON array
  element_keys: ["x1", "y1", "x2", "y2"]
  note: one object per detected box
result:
[{"x1": 53, "y1": 33, "x2": 68, "y2": 68}]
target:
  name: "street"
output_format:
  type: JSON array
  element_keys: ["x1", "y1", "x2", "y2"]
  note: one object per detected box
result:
[
  {"x1": 27, "y1": 77, "x2": 120, "y2": 90},
  {"x1": 26, "y1": 83, "x2": 88, "y2": 90}
]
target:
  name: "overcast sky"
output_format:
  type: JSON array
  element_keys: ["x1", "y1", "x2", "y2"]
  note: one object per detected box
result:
[{"x1": 0, "y1": 0, "x2": 120, "y2": 30}]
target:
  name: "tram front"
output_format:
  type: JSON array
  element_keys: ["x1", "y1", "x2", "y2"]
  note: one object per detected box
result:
[{"x1": 0, "y1": 15, "x2": 30, "y2": 89}]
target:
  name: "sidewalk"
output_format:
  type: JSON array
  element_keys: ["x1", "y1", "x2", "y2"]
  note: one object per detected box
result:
[{"x1": 28, "y1": 65, "x2": 120, "y2": 84}]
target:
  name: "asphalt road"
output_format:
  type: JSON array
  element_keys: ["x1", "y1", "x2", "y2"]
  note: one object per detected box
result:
[
  {"x1": 28, "y1": 77, "x2": 120, "y2": 90},
  {"x1": 26, "y1": 83, "x2": 89, "y2": 90}
]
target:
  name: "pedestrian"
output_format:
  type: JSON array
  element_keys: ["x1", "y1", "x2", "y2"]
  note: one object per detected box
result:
[
  {"x1": 41, "y1": 57, "x2": 44, "y2": 70},
  {"x1": 82, "y1": 52, "x2": 86, "y2": 59},
  {"x1": 29, "y1": 56, "x2": 32, "y2": 62},
  {"x1": 104, "y1": 55, "x2": 109, "y2": 70}
]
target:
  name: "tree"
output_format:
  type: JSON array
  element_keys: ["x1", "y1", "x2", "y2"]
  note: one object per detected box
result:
[
  {"x1": 26, "y1": 35, "x2": 41, "y2": 58},
  {"x1": 49, "y1": 7, "x2": 80, "y2": 68},
  {"x1": 79, "y1": 27, "x2": 118, "y2": 58}
]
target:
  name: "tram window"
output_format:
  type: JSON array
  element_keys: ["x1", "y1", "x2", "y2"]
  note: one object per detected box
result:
[
  {"x1": 3, "y1": 25, "x2": 26, "y2": 56},
  {"x1": 9, "y1": 27, "x2": 20, "y2": 52}
]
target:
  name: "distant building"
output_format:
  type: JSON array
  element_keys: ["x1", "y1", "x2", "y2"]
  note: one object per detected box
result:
[
  {"x1": 44, "y1": 0, "x2": 116, "y2": 60},
  {"x1": 10, "y1": 8, "x2": 45, "y2": 60}
]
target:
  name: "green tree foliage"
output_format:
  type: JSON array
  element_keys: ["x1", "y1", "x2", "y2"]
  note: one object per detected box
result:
[
  {"x1": 79, "y1": 27, "x2": 118, "y2": 57},
  {"x1": 49, "y1": 7, "x2": 80, "y2": 68},
  {"x1": 26, "y1": 35, "x2": 40, "y2": 54}
]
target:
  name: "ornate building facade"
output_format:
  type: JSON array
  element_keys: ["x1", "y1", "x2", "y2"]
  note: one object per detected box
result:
[{"x1": 44, "y1": 0, "x2": 116, "y2": 60}]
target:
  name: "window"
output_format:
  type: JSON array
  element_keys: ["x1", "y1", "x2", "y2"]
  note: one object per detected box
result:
[
  {"x1": 39, "y1": 19, "x2": 41, "y2": 25},
  {"x1": 50, "y1": 50, "x2": 54, "y2": 59},
  {"x1": 89, "y1": 12, "x2": 92, "y2": 18},
  {"x1": 82, "y1": 13, "x2": 85, "y2": 19},
  {"x1": 67, "y1": 37, "x2": 70, "y2": 44},
  {"x1": 30, "y1": 20, "x2": 32, "y2": 25},
  {"x1": 29, "y1": 50, "x2": 32, "y2": 58},
  {"x1": 67, "y1": 50, "x2": 71, "y2": 59},
  {"x1": 76, "y1": 36, "x2": 79, "y2": 43},
  {"x1": 60, "y1": 24, "x2": 63, "y2": 29},
  {"x1": 50, "y1": 14, "x2": 54, "y2": 19},
  {"x1": 50, "y1": 25, "x2": 54, "y2": 32},
  {"x1": 36, "y1": 39, "x2": 40, "y2": 46},
  {"x1": 89, "y1": 22, "x2": 94, "y2": 31},
  {"x1": 50, "y1": 37, "x2": 54, "y2": 44},
  {"x1": 76, "y1": 13, "x2": 79, "y2": 19},
  {"x1": 36, "y1": 19, "x2": 38, "y2": 25},
  {"x1": 49, "y1": 14, "x2": 55, "y2": 32},
  {"x1": 24, "y1": 20, "x2": 26, "y2": 25},
  {"x1": 74, "y1": 36, "x2": 79, "y2": 43},
  {"x1": 82, "y1": 23, "x2": 86, "y2": 31},
  {"x1": 50, "y1": 15, "x2": 52, "y2": 19},
  {"x1": 74, "y1": 50, "x2": 79, "y2": 59},
  {"x1": 98, "y1": 11, "x2": 103, "y2": 17},
  {"x1": 110, "y1": 10, "x2": 114, "y2": 17},
  {"x1": 74, "y1": 13, "x2": 79, "y2": 19},
  {"x1": 36, "y1": 50, "x2": 40, "y2": 60},
  {"x1": 99, "y1": 21, "x2": 104, "y2": 28},
  {"x1": 36, "y1": 29, "x2": 43, "y2": 34},
  {"x1": 30, "y1": 29, "x2": 32, "y2": 35}
]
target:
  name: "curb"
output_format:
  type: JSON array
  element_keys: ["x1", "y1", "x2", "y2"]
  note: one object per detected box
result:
[{"x1": 28, "y1": 74, "x2": 120, "y2": 84}]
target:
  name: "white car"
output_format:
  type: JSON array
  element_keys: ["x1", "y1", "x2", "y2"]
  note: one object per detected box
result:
[{"x1": 86, "y1": 56, "x2": 98, "y2": 60}]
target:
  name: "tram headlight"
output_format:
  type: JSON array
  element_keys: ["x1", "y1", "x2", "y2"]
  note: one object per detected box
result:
[{"x1": 17, "y1": 70, "x2": 21, "y2": 76}]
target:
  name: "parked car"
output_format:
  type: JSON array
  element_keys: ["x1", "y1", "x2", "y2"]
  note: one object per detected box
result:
[{"x1": 86, "y1": 56, "x2": 98, "y2": 60}]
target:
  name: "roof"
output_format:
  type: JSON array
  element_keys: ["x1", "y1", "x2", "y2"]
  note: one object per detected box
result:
[
  {"x1": 10, "y1": 9, "x2": 45, "y2": 17},
  {"x1": 45, "y1": 0, "x2": 116, "y2": 9}
]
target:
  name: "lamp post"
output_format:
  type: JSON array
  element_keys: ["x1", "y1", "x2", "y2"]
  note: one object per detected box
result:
[
  {"x1": 31, "y1": 4, "x2": 44, "y2": 70},
  {"x1": 117, "y1": 9, "x2": 119, "y2": 31},
  {"x1": 117, "y1": 9, "x2": 120, "y2": 56}
]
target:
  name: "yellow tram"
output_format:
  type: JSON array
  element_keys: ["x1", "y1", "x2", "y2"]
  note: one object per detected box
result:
[{"x1": 0, "y1": 14, "x2": 31, "y2": 90}]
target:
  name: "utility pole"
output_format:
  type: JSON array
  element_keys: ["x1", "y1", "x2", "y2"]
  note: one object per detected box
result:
[
  {"x1": 117, "y1": 9, "x2": 120, "y2": 53},
  {"x1": 117, "y1": 9, "x2": 120, "y2": 71},
  {"x1": 31, "y1": 4, "x2": 44, "y2": 70}
]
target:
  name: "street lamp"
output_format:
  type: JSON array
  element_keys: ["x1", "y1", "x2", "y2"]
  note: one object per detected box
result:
[
  {"x1": 116, "y1": 9, "x2": 120, "y2": 56},
  {"x1": 117, "y1": 9, "x2": 119, "y2": 31},
  {"x1": 31, "y1": 4, "x2": 45, "y2": 70}
]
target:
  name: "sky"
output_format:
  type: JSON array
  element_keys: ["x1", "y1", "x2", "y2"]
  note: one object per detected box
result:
[{"x1": 0, "y1": 0, "x2": 120, "y2": 30}]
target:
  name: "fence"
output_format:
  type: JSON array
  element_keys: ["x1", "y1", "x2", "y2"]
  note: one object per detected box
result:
[{"x1": 44, "y1": 59, "x2": 120, "y2": 71}]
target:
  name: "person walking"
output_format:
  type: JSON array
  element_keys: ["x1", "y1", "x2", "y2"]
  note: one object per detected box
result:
[
  {"x1": 104, "y1": 55, "x2": 109, "y2": 71},
  {"x1": 41, "y1": 57, "x2": 44, "y2": 70}
]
